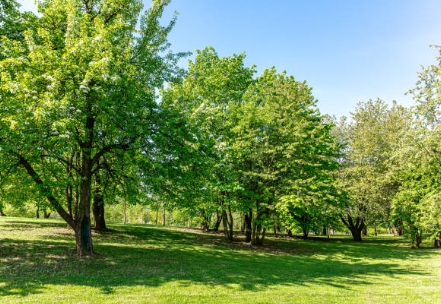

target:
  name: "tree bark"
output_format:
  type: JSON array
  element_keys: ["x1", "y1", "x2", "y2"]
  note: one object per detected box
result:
[
  {"x1": 213, "y1": 210, "x2": 222, "y2": 232},
  {"x1": 302, "y1": 227, "x2": 309, "y2": 239},
  {"x1": 244, "y1": 209, "x2": 252, "y2": 242},
  {"x1": 92, "y1": 195, "x2": 107, "y2": 231},
  {"x1": 251, "y1": 205, "x2": 267, "y2": 246},
  {"x1": 341, "y1": 214, "x2": 365, "y2": 242},
  {"x1": 221, "y1": 209, "x2": 233, "y2": 241},
  {"x1": 92, "y1": 172, "x2": 107, "y2": 231},
  {"x1": 0, "y1": 210, "x2": 6, "y2": 216},
  {"x1": 16, "y1": 152, "x2": 94, "y2": 255},
  {"x1": 43, "y1": 210, "x2": 51, "y2": 218}
]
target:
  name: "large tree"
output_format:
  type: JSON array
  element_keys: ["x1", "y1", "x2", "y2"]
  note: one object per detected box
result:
[
  {"x1": 391, "y1": 46, "x2": 441, "y2": 247},
  {"x1": 338, "y1": 99, "x2": 411, "y2": 241},
  {"x1": 161, "y1": 47, "x2": 255, "y2": 240},
  {"x1": 232, "y1": 68, "x2": 341, "y2": 244},
  {"x1": 0, "y1": 0, "x2": 183, "y2": 255}
]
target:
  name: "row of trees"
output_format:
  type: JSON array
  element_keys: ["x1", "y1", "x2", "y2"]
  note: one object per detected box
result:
[{"x1": 1, "y1": 0, "x2": 441, "y2": 254}]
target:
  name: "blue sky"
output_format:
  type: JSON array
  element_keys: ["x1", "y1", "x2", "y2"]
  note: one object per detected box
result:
[{"x1": 19, "y1": 0, "x2": 441, "y2": 117}]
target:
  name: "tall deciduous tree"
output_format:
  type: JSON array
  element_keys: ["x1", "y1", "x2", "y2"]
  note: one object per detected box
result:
[
  {"x1": 0, "y1": 0, "x2": 183, "y2": 255},
  {"x1": 338, "y1": 99, "x2": 411, "y2": 241},
  {"x1": 391, "y1": 46, "x2": 441, "y2": 247},
  {"x1": 232, "y1": 68, "x2": 341, "y2": 244},
  {"x1": 161, "y1": 46, "x2": 255, "y2": 240}
]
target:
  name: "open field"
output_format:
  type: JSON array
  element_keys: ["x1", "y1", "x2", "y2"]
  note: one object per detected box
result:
[{"x1": 1, "y1": 217, "x2": 440, "y2": 304}]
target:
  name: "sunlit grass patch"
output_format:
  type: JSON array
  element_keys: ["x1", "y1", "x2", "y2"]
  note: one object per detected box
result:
[{"x1": 1, "y1": 217, "x2": 440, "y2": 303}]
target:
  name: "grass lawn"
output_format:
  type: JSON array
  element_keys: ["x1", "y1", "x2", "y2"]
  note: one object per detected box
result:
[{"x1": 1, "y1": 217, "x2": 440, "y2": 303}]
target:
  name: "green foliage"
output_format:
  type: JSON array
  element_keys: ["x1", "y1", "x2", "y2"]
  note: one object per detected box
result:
[
  {"x1": 231, "y1": 68, "x2": 342, "y2": 239},
  {"x1": 0, "y1": 0, "x2": 184, "y2": 254},
  {"x1": 338, "y1": 99, "x2": 411, "y2": 240},
  {"x1": 390, "y1": 46, "x2": 441, "y2": 246}
]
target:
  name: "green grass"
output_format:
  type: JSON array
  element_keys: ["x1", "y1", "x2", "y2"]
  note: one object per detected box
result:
[{"x1": 1, "y1": 217, "x2": 440, "y2": 303}]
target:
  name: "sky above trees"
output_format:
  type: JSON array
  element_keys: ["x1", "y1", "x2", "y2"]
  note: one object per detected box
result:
[{"x1": 19, "y1": 0, "x2": 441, "y2": 117}]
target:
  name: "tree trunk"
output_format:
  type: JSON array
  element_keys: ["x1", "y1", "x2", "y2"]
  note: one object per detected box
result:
[
  {"x1": 92, "y1": 196, "x2": 107, "y2": 231},
  {"x1": 74, "y1": 215, "x2": 93, "y2": 256},
  {"x1": 16, "y1": 146, "x2": 94, "y2": 256},
  {"x1": 200, "y1": 209, "x2": 210, "y2": 232},
  {"x1": 393, "y1": 220, "x2": 404, "y2": 236},
  {"x1": 341, "y1": 214, "x2": 365, "y2": 242},
  {"x1": 155, "y1": 206, "x2": 159, "y2": 225},
  {"x1": 244, "y1": 209, "x2": 252, "y2": 242},
  {"x1": 43, "y1": 210, "x2": 51, "y2": 218},
  {"x1": 0, "y1": 210, "x2": 6, "y2": 216},
  {"x1": 213, "y1": 210, "x2": 222, "y2": 232},
  {"x1": 75, "y1": 114, "x2": 95, "y2": 256},
  {"x1": 221, "y1": 209, "x2": 233, "y2": 241},
  {"x1": 162, "y1": 204, "x2": 166, "y2": 226},
  {"x1": 302, "y1": 227, "x2": 309, "y2": 239},
  {"x1": 227, "y1": 205, "x2": 234, "y2": 238},
  {"x1": 251, "y1": 205, "x2": 267, "y2": 246},
  {"x1": 92, "y1": 172, "x2": 107, "y2": 231}
]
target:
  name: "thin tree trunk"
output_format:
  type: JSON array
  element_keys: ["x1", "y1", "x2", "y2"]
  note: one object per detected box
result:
[
  {"x1": 213, "y1": 210, "x2": 222, "y2": 232},
  {"x1": 92, "y1": 196, "x2": 107, "y2": 231},
  {"x1": 244, "y1": 209, "x2": 252, "y2": 242},
  {"x1": 251, "y1": 205, "x2": 267, "y2": 246},
  {"x1": 92, "y1": 171, "x2": 107, "y2": 231},
  {"x1": 227, "y1": 205, "x2": 234, "y2": 238},
  {"x1": 221, "y1": 209, "x2": 233, "y2": 240}
]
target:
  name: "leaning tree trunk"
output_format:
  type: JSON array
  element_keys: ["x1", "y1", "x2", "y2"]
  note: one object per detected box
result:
[
  {"x1": 17, "y1": 152, "x2": 93, "y2": 255},
  {"x1": 213, "y1": 210, "x2": 222, "y2": 232}
]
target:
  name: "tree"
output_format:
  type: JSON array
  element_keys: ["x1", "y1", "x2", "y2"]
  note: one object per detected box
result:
[
  {"x1": 338, "y1": 99, "x2": 411, "y2": 241},
  {"x1": 232, "y1": 68, "x2": 341, "y2": 244},
  {"x1": 391, "y1": 46, "x2": 441, "y2": 247},
  {"x1": 0, "y1": 0, "x2": 183, "y2": 255},
  {"x1": 161, "y1": 46, "x2": 256, "y2": 240}
]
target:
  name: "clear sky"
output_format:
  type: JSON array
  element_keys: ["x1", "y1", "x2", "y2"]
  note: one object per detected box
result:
[{"x1": 18, "y1": 0, "x2": 441, "y2": 118}]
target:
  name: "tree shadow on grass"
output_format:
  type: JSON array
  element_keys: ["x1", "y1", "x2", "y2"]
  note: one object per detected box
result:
[{"x1": 0, "y1": 220, "x2": 438, "y2": 298}]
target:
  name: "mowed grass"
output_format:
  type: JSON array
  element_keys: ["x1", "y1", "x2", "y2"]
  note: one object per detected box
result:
[{"x1": 1, "y1": 217, "x2": 440, "y2": 304}]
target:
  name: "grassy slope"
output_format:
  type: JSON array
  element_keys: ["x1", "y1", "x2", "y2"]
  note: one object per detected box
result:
[{"x1": 0, "y1": 217, "x2": 440, "y2": 304}]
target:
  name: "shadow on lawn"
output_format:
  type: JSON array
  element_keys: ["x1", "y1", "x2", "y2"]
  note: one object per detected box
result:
[{"x1": 0, "y1": 220, "x2": 437, "y2": 297}]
